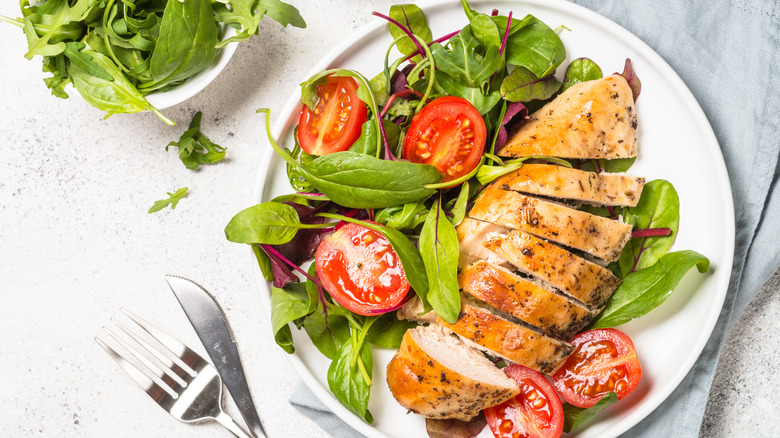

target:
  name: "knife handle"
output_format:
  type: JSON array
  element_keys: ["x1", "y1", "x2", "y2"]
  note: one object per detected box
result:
[{"x1": 214, "y1": 411, "x2": 259, "y2": 438}]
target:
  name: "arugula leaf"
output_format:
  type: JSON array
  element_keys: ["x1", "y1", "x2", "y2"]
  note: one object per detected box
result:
[
  {"x1": 166, "y1": 112, "x2": 227, "y2": 170},
  {"x1": 21, "y1": 0, "x2": 99, "y2": 59},
  {"x1": 257, "y1": 0, "x2": 306, "y2": 28},
  {"x1": 477, "y1": 155, "x2": 572, "y2": 185},
  {"x1": 562, "y1": 57, "x2": 602, "y2": 92},
  {"x1": 148, "y1": 187, "x2": 188, "y2": 213},
  {"x1": 435, "y1": 72, "x2": 501, "y2": 115},
  {"x1": 301, "y1": 151, "x2": 441, "y2": 209},
  {"x1": 563, "y1": 392, "x2": 618, "y2": 432},
  {"x1": 69, "y1": 50, "x2": 169, "y2": 122},
  {"x1": 62, "y1": 42, "x2": 113, "y2": 81},
  {"x1": 431, "y1": 25, "x2": 503, "y2": 88},
  {"x1": 503, "y1": 15, "x2": 566, "y2": 77},
  {"x1": 589, "y1": 250, "x2": 710, "y2": 329},
  {"x1": 419, "y1": 197, "x2": 461, "y2": 324},
  {"x1": 327, "y1": 331, "x2": 374, "y2": 423},
  {"x1": 214, "y1": 0, "x2": 305, "y2": 48},
  {"x1": 388, "y1": 5, "x2": 432, "y2": 59},
  {"x1": 450, "y1": 181, "x2": 470, "y2": 226},
  {"x1": 224, "y1": 202, "x2": 329, "y2": 244},
  {"x1": 270, "y1": 282, "x2": 315, "y2": 353},
  {"x1": 617, "y1": 180, "x2": 680, "y2": 277},
  {"x1": 500, "y1": 66, "x2": 561, "y2": 102}
]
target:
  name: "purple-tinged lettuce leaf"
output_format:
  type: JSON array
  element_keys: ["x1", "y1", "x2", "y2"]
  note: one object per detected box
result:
[
  {"x1": 617, "y1": 58, "x2": 641, "y2": 102},
  {"x1": 265, "y1": 248, "x2": 299, "y2": 288},
  {"x1": 271, "y1": 202, "x2": 326, "y2": 265},
  {"x1": 500, "y1": 66, "x2": 561, "y2": 102},
  {"x1": 425, "y1": 413, "x2": 487, "y2": 438},
  {"x1": 495, "y1": 101, "x2": 528, "y2": 149}
]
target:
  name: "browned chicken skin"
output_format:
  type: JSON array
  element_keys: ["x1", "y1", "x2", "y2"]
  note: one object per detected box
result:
[{"x1": 498, "y1": 75, "x2": 637, "y2": 159}]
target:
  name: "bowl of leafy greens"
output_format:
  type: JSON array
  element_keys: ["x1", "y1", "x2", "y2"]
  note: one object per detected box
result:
[{"x1": 2, "y1": 0, "x2": 306, "y2": 124}]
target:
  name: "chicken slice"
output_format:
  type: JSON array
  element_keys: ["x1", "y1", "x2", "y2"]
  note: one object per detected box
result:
[
  {"x1": 469, "y1": 187, "x2": 632, "y2": 262},
  {"x1": 456, "y1": 217, "x2": 510, "y2": 269},
  {"x1": 438, "y1": 300, "x2": 574, "y2": 374},
  {"x1": 459, "y1": 260, "x2": 596, "y2": 340},
  {"x1": 483, "y1": 230, "x2": 620, "y2": 310},
  {"x1": 386, "y1": 324, "x2": 520, "y2": 420},
  {"x1": 498, "y1": 75, "x2": 637, "y2": 159},
  {"x1": 493, "y1": 163, "x2": 645, "y2": 207}
]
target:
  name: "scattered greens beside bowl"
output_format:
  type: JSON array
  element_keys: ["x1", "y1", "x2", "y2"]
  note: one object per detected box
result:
[{"x1": 0, "y1": 0, "x2": 306, "y2": 124}]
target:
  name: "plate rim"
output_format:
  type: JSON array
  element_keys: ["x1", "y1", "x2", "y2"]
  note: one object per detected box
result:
[{"x1": 250, "y1": 1, "x2": 736, "y2": 436}]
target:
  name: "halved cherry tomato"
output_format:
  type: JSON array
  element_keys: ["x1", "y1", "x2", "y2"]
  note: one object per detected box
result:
[
  {"x1": 552, "y1": 328, "x2": 642, "y2": 408},
  {"x1": 402, "y1": 96, "x2": 486, "y2": 183},
  {"x1": 314, "y1": 222, "x2": 410, "y2": 316},
  {"x1": 484, "y1": 364, "x2": 564, "y2": 438},
  {"x1": 297, "y1": 75, "x2": 368, "y2": 156}
]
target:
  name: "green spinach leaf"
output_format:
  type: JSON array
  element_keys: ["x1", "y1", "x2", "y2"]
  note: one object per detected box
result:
[
  {"x1": 144, "y1": 0, "x2": 217, "y2": 90},
  {"x1": 252, "y1": 244, "x2": 274, "y2": 282},
  {"x1": 327, "y1": 333, "x2": 374, "y2": 423},
  {"x1": 419, "y1": 197, "x2": 460, "y2": 323},
  {"x1": 563, "y1": 392, "x2": 618, "y2": 432},
  {"x1": 617, "y1": 180, "x2": 680, "y2": 278},
  {"x1": 469, "y1": 13, "x2": 501, "y2": 52},
  {"x1": 301, "y1": 151, "x2": 441, "y2": 209},
  {"x1": 270, "y1": 282, "x2": 314, "y2": 354},
  {"x1": 148, "y1": 186, "x2": 188, "y2": 213},
  {"x1": 504, "y1": 15, "x2": 566, "y2": 77},
  {"x1": 562, "y1": 57, "x2": 602, "y2": 92},
  {"x1": 435, "y1": 72, "x2": 501, "y2": 115},
  {"x1": 450, "y1": 181, "x2": 470, "y2": 226},
  {"x1": 365, "y1": 313, "x2": 416, "y2": 349},
  {"x1": 224, "y1": 202, "x2": 328, "y2": 244},
  {"x1": 590, "y1": 250, "x2": 710, "y2": 329},
  {"x1": 375, "y1": 199, "x2": 429, "y2": 230}
]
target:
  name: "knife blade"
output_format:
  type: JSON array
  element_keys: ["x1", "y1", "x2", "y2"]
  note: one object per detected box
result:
[{"x1": 165, "y1": 275, "x2": 266, "y2": 438}]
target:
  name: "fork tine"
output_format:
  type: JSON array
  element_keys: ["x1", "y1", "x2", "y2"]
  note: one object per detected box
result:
[
  {"x1": 110, "y1": 319, "x2": 189, "y2": 387},
  {"x1": 121, "y1": 308, "x2": 197, "y2": 375},
  {"x1": 101, "y1": 326, "x2": 180, "y2": 398},
  {"x1": 95, "y1": 335, "x2": 178, "y2": 401}
]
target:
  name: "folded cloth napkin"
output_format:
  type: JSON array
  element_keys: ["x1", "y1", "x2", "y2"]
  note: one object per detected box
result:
[{"x1": 291, "y1": 0, "x2": 780, "y2": 436}]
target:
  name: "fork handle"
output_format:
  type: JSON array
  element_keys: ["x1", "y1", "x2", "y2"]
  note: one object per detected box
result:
[{"x1": 214, "y1": 411, "x2": 259, "y2": 438}]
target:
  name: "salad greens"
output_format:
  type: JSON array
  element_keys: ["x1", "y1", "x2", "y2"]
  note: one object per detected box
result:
[
  {"x1": 148, "y1": 186, "x2": 187, "y2": 213},
  {"x1": 223, "y1": 0, "x2": 710, "y2": 429},
  {"x1": 166, "y1": 112, "x2": 227, "y2": 170},
  {"x1": 2, "y1": 0, "x2": 305, "y2": 123}
]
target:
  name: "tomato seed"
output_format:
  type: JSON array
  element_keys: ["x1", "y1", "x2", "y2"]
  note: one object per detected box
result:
[
  {"x1": 533, "y1": 398, "x2": 546, "y2": 409},
  {"x1": 526, "y1": 390, "x2": 538, "y2": 402},
  {"x1": 615, "y1": 380, "x2": 627, "y2": 393},
  {"x1": 499, "y1": 419, "x2": 514, "y2": 433}
]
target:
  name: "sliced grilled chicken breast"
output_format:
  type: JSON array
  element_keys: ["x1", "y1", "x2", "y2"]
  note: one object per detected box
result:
[
  {"x1": 456, "y1": 217, "x2": 511, "y2": 268},
  {"x1": 438, "y1": 300, "x2": 574, "y2": 374},
  {"x1": 386, "y1": 324, "x2": 520, "y2": 420},
  {"x1": 493, "y1": 163, "x2": 646, "y2": 207},
  {"x1": 460, "y1": 260, "x2": 595, "y2": 340},
  {"x1": 483, "y1": 230, "x2": 620, "y2": 309},
  {"x1": 469, "y1": 187, "x2": 632, "y2": 262},
  {"x1": 498, "y1": 75, "x2": 637, "y2": 159}
]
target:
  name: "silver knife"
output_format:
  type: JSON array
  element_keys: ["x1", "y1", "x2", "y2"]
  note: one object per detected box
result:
[{"x1": 165, "y1": 275, "x2": 267, "y2": 438}]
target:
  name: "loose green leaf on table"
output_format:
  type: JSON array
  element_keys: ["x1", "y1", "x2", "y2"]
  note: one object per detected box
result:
[
  {"x1": 166, "y1": 111, "x2": 227, "y2": 170},
  {"x1": 419, "y1": 197, "x2": 461, "y2": 323},
  {"x1": 563, "y1": 392, "x2": 618, "y2": 432},
  {"x1": 589, "y1": 250, "x2": 710, "y2": 329},
  {"x1": 148, "y1": 186, "x2": 188, "y2": 213}
]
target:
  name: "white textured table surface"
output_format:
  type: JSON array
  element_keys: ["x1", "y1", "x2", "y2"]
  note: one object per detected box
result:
[{"x1": 0, "y1": 1, "x2": 777, "y2": 438}]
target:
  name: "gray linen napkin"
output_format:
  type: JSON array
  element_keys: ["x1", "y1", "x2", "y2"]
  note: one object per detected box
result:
[{"x1": 290, "y1": 0, "x2": 780, "y2": 436}]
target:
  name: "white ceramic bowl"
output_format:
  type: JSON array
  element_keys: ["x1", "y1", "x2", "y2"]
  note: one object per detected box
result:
[{"x1": 145, "y1": 27, "x2": 239, "y2": 110}]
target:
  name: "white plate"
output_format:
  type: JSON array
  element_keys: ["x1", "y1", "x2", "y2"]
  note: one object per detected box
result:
[{"x1": 252, "y1": 1, "x2": 735, "y2": 437}]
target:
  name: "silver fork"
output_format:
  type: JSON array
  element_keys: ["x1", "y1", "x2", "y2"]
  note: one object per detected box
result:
[{"x1": 95, "y1": 309, "x2": 254, "y2": 438}]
